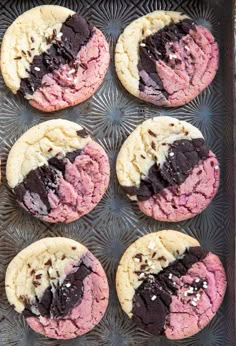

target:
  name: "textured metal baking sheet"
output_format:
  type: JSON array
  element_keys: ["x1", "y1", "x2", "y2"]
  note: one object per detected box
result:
[{"x1": 0, "y1": 0, "x2": 234, "y2": 345}]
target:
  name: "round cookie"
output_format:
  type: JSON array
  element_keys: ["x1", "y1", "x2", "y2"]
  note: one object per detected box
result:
[
  {"x1": 6, "y1": 119, "x2": 110, "y2": 223},
  {"x1": 115, "y1": 11, "x2": 218, "y2": 107},
  {"x1": 116, "y1": 230, "x2": 226, "y2": 339},
  {"x1": 1, "y1": 5, "x2": 110, "y2": 112},
  {"x1": 116, "y1": 116, "x2": 219, "y2": 222},
  {"x1": 5, "y1": 237, "x2": 109, "y2": 339}
]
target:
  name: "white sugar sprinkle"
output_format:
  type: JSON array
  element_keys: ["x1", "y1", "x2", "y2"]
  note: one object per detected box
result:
[
  {"x1": 65, "y1": 283, "x2": 71, "y2": 288},
  {"x1": 189, "y1": 287, "x2": 194, "y2": 292},
  {"x1": 148, "y1": 241, "x2": 155, "y2": 250},
  {"x1": 169, "y1": 53, "x2": 177, "y2": 59},
  {"x1": 173, "y1": 282, "x2": 176, "y2": 286},
  {"x1": 191, "y1": 301, "x2": 197, "y2": 306},
  {"x1": 196, "y1": 293, "x2": 201, "y2": 298},
  {"x1": 214, "y1": 165, "x2": 219, "y2": 170},
  {"x1": 185, "y1": 46, "x2": 190, "y2": 51},
  {"x1": 168, "y1": 273, "x2": 173, "y2": 279},
  {"x1": 139, "y1": 273, "x2": 145, "y2": 279},
  {"x1": 34, "y1": 67, "x2": 40, "y2": 71},
  {"x1": 140, "y1": 43, "x2": 146, "y2": 47},
  {"x1": 67, "y1": 77, "x2": 72, "y2": 81},
  {"x1": 195, "y1": 278, "x2": 200, "y2": 283},
  {"x1": 169, "y1": 152, "x2": 174, "y2": 157},
  {"x1": 134, "y1": 258, "x2": 140, "y2": 263},
  {"x1": 68, "y1": 69, "x2": 76, "y2": 75},
  {"x1": 57, "y1": 32, "x2": 63, "y2": 39},
  {"x1": 151, "y1": 295, "x2": 157, "y2": 301},
  {"x1": 184, "y1": 292, "x2": 188, "y2": 297}
]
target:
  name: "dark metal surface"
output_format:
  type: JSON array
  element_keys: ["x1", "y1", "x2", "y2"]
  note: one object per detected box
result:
[{"x1": 0, "y1": 0, "x2": 234, "y2": 345}]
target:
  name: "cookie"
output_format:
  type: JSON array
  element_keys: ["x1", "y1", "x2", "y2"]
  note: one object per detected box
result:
[
  {"x1": 116, "y1": 117, "x2": 219, "y2": 222},
  {"x1": 5, "y1": 237, "x2": 109, "y2": 339},
  {"x1": 1, "y1": 5, "x2": 110, "y2": 112},
  {"x1": 6, "y1": 119, "x2": 110, "y2": 223},
  {"x1": 116, "y1": 230, "x2": 226, "y2": 339},
  {"x1": 115, "y1": 11, "x2": 218, "y2": 107}
]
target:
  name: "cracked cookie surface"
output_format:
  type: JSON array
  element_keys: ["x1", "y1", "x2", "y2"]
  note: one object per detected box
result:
[
  {"x1": 116, "y1": 117, "x2": 219, "y2": 222},
  {"x1": 116, "y1": 231, "x2": 226, "y2": 339},
  {"x1": 115, "y1": 11, "x2": 218, "y2": 107},
  {"x1": 5, "y1": 237, "x2": 109, "y2": 339},
  {"x1": 6, "y1": 119, "x2": 110, "y2": 223},
  {"x1": 1, "y1": 5, "x2": 110, "y2": 112}
]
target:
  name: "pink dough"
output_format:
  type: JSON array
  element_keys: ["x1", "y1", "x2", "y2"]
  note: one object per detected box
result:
[
  {"x1": 140, "y1": 26, "x2": 219, "y2": 107},
  {"x1": 165, "y1": 252, "x2": 226, "y2": 339},
  {"x1": 29, "y1": 28, "x2": 110, "y2": 112},
  {"x1": 19, "y1": 141, "x2": 110, "y2": 223},
  {"x1": 27, "y1": 252, "x2": 109, "y2": 339},
  {"x1": 138, "y1": 152, "x2": 219, "y2": 222}
]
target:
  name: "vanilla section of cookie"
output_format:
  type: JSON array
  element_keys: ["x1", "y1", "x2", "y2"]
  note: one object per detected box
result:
[
  {"x1": 6, "y1": 237, "x2": 109, "y2": 339},
  {"x1": 1, "y1": 5, "x2": 110, "y2": 112},
  {"x1": 116, "y1": 116, "x2": 219, "y2": 222},
  {"x1": 116, "y1": 231, "x2": 226, "y2": 339},
  {"x1": 6, "y1": 119, "x2": 110, "y2": 223},
  {"x1": 115, "y1": 11, "x2": 218, "y2": 107}
]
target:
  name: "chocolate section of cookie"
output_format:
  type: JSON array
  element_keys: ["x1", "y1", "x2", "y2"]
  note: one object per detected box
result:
[
  {"x1": 122, "y1": 138, "x2": 209, "y2": 201},
  {"x1": 132, "y1": 246, "x2": 208, "y2": 335},
  {"x1": 14, "y1": 148, "x2": 82, "y2": 213},
  {"x1": 23, "y1": 261, "x2": 92, "y2": 318},
  {"x1": 138, "y1": 18, "x2": 195, "y2": 94},
  {"x1": 19, "y1": 12, "x2": 93, "y2": 96}
]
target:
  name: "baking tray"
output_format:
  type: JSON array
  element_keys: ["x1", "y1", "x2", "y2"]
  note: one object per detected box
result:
[{"x1": 0, "y1": 0, "x2": 234, "y2": 345}]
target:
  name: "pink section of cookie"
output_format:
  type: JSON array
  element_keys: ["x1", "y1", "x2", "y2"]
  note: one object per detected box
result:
[
  {"x1": 29, "y1": 28, "x2": 110, "y2": 112},
  {"x1": 46, "y1": 141, "x2": 109, "y2": 223},
  {"x1": 165, "y1": 252, "x2": 226, "y2": 339},
  {"x1": 138, "y1": 152, "x2": 219, "y2": 222},
  {"x1": 26, "y1": 252, "x2": 109, "y2": 339},
  {"x1": 140, "y1": 26, "x2": 218, "y2": 107}
]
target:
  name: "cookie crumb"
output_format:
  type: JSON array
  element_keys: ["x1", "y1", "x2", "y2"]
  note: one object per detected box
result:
[
  {"x1": 158, "y1": 256, "x2": 166, "y2": 261},
  {"x1": 151, "y1": 141, "x2": 156, "y2": 150},
  {"x1": 35, "y1": 274, "x2": 42, "y2": 280},
  {"x1": 76, "y1": 129, "x2": 89, "y2": 138},
  {"x1": 45, "y1": 259, "x2": 52, "y2": 266},
  {"x1": 148, "y1": 129, "x2": 157, "y2": 137}
]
